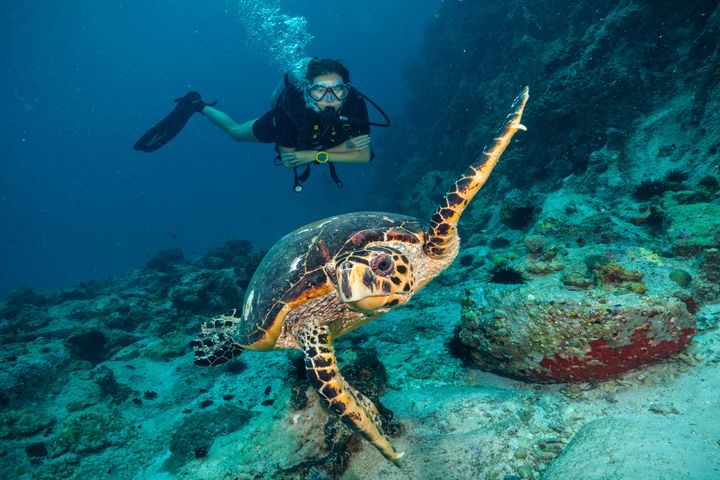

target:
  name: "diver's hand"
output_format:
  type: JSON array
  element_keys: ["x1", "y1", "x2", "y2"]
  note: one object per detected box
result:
[
  {"x1": 174, "y1": 91, "x2": 217, "y2": 113},
  {"x1": 280, "y1": 150, "x2": 315, "y2": 168},
  {"x1": 346, "y1": 135, "x2": 371, "y2": 150}
]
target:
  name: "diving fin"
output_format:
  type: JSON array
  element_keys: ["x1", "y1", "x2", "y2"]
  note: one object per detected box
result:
[{"x1": 133, "y1": 91, "x2": 215, "y2": 152}]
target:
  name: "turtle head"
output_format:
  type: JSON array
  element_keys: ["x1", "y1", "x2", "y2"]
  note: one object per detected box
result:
[{"x1": 333, "y1": 246, "x2": 414, "y2": 313}]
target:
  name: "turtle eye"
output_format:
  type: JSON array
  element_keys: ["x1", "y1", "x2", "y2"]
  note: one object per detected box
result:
[{"x1": 372, "y1": 254, "x2": 394, "y2": 276}]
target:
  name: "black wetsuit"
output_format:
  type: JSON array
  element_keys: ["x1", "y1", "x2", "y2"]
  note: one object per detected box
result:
[{"x1": 252, "y1": 86, "x2": 371, "y2": 150}]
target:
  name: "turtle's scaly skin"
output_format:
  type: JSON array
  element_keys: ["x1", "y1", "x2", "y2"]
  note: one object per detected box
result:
[{"x1": 192, "y1": 87, "x2": 529, "y2": 464}]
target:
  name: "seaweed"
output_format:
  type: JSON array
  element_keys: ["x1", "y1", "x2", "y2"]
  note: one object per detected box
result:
[
  {"x1": 487, "y1": 265, "x2": 527, "y2": 284},
  {"x1": 459, "y1": 254, "x2": 475, "y2": 267},
  {"x1": 698, "y1": 174, "x2": 719, "y2": 192},
  {"x1": 446, "y1": 325, "x2": 475, "y2": 366},
  {"x1": 663, "y1": 169, "x2": 689, "y2": 183},
  {"x1": 632, "y1": 179, "x2": 666, "y2": 201},
  {"x1": 501, "y1": 205, "x2": 538, "y2": 231},
  {"x1": 490, "y1": 237, "x2": 512, "y2": 248}
]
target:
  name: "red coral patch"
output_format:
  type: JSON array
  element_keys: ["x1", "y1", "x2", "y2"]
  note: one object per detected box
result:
[{"x1": 535, "y1": 325, "x2": 695, "y2": 382}]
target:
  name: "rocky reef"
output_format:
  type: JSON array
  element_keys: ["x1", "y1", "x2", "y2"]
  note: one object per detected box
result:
[
  {"x1": 384, "y1": 0, "x2": 720, "y2": 219},
  {"x1": 383, "y1": 0, "x2": 720, "y2": 391},
  {"x1": 0, "y1": 240, "x2": 263, "y2": 479},
  {"x1": 2, "y1": 1, "x2": 720, "y2": 479}
]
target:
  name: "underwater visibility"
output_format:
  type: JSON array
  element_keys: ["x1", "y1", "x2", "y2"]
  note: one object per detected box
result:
[{"x1": 2, "y1": 1, "x2": 719, "y2": 479}]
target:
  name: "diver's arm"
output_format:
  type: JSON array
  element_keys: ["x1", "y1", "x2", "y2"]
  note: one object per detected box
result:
[
  {"x1": 278, "y1": 145, "x2": 300, "y2": 167},
  {"x1": 321, "y1": 148, "x2": 372, "y2": 164},
  {"x1": 333, "y1": 135, "x2": 371, "y2": 151},
  {"x1": 323, "y1": 135, "x2": 372, "y2": 162},
  {"x1": 279, "y1": 146, "x2": 371, "y2": 167},
  {"x1": 200, "y1": 106, "x2": 260, "y2": 142}
]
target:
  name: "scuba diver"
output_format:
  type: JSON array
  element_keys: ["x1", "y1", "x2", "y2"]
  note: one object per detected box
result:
[{"x1": 134, "y1": 58, "x2": 390, "y2": 192}]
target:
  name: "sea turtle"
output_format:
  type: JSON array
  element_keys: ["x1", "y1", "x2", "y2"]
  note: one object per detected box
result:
[{"x1": 191, "y1": 87, "x2": 529, "y2": 464}]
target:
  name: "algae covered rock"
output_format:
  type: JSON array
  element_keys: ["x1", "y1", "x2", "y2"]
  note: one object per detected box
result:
[
  {"x1": 0, "y1": 287, "x2": 46, "y2": 321},
  {"x1": 168, "y1": 269, "x2": 245, "y2": 315},
  {"x1": 0, "y1": 409, "x2": 56, "y2": 440},
  {"x1": 163, "y1": 404, "x2": 255, "y2": 473},
  {"x1": 53, "y1": 411, "x2": 133, "y2": 455},
  {"x1": 666, "y1": 203, "x2": 720, "y2": 256},
  {"x1": 144, "y1": 248, "x2": 185, "y2": 273},
  {"x1": 200, "y1": 239, "x2": 259, "y2": 273},
  {"x1": 0, "y1": 344, "x2": 70, "y2": 406},
  {"x1": 460, "y1": 286, "x2": 694, "y2": 382}
]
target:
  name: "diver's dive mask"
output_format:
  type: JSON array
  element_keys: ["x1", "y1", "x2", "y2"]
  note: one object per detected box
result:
[{"x1": 308, "y1": 82, "x2": 350, "y2": 102}]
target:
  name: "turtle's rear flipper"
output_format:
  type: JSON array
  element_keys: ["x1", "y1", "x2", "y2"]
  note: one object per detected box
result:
[
  {"x1": 191, "y1": 313, "x2": 245, "y2": 367},
  {"x1": 297, "y1": 324, "x2": 403, "y2": 465}
]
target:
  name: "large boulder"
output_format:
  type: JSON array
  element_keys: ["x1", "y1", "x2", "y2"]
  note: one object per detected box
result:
[
  {"x1": 458, "y1": 245, "x2": 696, "y2": 382},
  {"x1": 460, "y1": 287, "x2": 694, "y2": 382}
]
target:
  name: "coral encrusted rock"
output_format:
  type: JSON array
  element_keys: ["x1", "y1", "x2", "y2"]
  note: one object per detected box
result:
[
  {"x1": 459, "y1": 286, "x2": 694, "y2": 382},
  {"x1": 665, "y1": 203, "x2": 720, "y2": 256}
]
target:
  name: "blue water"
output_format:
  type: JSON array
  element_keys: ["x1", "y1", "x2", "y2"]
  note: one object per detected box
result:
[{"x1": 0, "y1": 0, "x2": 441, "y2": 298}]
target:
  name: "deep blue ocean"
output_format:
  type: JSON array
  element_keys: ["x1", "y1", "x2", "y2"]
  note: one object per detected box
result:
[{"x1": 0, "y1": 0, "x2": 442, "y2": 298}]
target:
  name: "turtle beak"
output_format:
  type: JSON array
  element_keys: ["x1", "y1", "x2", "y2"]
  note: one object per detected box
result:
[{"x1": 336, "y1": 261, "x2": 411, "y2": 313}]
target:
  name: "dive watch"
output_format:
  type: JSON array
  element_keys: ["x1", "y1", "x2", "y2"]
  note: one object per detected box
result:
[{"x1": 315, "y1": 151, "x2": 330, "y2": 163}]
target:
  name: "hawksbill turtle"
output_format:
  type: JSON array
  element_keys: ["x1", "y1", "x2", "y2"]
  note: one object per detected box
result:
[{"x1": 191, "y1": 87, "x2": 529, "y2": 464}]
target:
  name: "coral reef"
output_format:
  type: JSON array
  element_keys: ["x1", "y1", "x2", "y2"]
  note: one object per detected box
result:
[
  {"x1": 383, "y1": 1, "x2": 719, "y2": 215},
  {"x1": 0, "y1": 240, "x2": 261, "y2": 478},
  {"x1": 2, "y1": 1, "x2": 720, "y2": 479},
  {"x1": 144, "y1": 248, "x2": 185, "y2": 273},
  {"x1": 374, "y1": 0, "x2": 720, "y2": 393}
]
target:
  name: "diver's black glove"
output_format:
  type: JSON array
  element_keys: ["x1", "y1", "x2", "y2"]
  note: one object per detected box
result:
[{"x1": 174, "y1": 91, "x2": 217, "y2": 113}]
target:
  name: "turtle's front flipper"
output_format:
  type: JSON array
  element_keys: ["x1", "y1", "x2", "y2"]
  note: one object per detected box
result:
[
  {"x1": 190, "y1": 312, "x2": 245, "y2": 366},
  {"x1": 425, "y1": 87, "x2": 529, "y2": 259},
  {"x1": 297, "y1": 324, "x2": 403, "y2": 465}
]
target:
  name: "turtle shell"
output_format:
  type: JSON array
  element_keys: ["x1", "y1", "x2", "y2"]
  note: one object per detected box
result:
[{"x1": 237, "y1": 212, "x2": 424, "y2": 349}]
